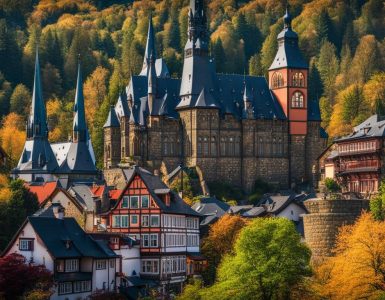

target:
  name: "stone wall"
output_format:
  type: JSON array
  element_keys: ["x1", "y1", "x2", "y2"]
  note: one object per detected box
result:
[{"x1": 303, "y1": 198, "x2": 369, "y2": 261}]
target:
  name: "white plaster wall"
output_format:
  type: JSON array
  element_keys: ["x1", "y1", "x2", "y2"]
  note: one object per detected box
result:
[
  {"x1": 115, "y1": 247, "x2": 140, "y2": 277},
  {"x1": 277, "y1": 203, "x2": 307, "y2": 222}
]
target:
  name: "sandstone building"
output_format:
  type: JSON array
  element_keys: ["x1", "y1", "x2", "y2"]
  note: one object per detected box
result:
[{"x1": 104, "y1": 1, "x2": 327, "y2": 191}]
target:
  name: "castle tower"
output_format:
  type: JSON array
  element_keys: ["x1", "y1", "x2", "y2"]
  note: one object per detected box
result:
[
  {"x1": 268, "y1": 8, "x2": 309, "y2": 183},
  {"x1": 13, "y1": 48, "x2": 58, "y2": 181},
  {"x1": 104, "y1": 106, "x2": 121, "y2": 169},
  {"x1": 148, "y1": 52, "x2": 157, "y2": 116},
  {"x1": 59, "y1": 61, "x2": 97, "y2": 175}
]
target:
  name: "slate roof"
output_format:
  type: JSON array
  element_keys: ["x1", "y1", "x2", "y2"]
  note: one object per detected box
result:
[
  {"x1": 269, "y1": 9, "x2": 308, "y2": 70},
  {"x1": 68, "y1": 184, "x2": 96, "y2": 210},
  {"x1": 104, "y1": 106, "x2": 120, "y2": 128},
  {"x1": 336, "y1": 115, "x2": 385, "y2": 142},
  {"x1": 28, "y1": 216, "x2": 117, "y2": 258},
  {"x1": 121, "y1": 166, "x2": 201, "y2": 217},
  {"x1": 192, "y1": 196, "x2": 230, "y2": 226},
  {"x1": 259, "y1": 193, "x2": 307, "y2": 215}
]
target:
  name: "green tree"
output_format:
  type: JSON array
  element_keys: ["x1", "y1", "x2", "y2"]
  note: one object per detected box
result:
[
  {"x1": 248, "y1": 54, "x2": 262, "y2": 76},
  {"x1": 0, "y1": 179, "x2": 39, "y2": 251},
  {"x1": 0, "y1": 71, "x2": 12, "y2": 118},
  {"x1": 314, "y1": 9, "x2": 332, "y2": 48},
  {"x1": 260, "y1": 21, "x2": 282, "y2": 75},
  {"x1": 180, "y1": 218, "x2": 312, "y2": 300},
  {"x1": 317, "y1": 41, "x2": 339, "y2": 99},
  {"x1": 211, "y1": 39, "x2": 226, "y2": 74},
  {"x1": 370, "y1": 180, "x2": 385, "y2": 221},
  {"x1": 10, "y1": 84, "x2": 31, "y2": 118}
]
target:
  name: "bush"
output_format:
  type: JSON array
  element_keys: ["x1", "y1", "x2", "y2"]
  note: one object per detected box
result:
[
  {"x1": 207, "y1": 181, "x2": 244, "y2": 202},
  {"x1": 324, "y1": 178, "x2": 341, "y2": 193}
]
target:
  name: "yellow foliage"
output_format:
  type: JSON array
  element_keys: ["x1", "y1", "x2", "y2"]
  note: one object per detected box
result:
[
  {"x1": 363, "y1": 72, "x2": 385, "y2": 111},
  {"x1": 0, "y1": 187, "x2": 11, "y2": 203},
  {"x1": 314, "y1": 213, "x2": 385, "y2": 300},
  {"x1": 0, "y1": 174, "x2": 9, "y2": 187},
  {"x1": 0, "y1": 113, "x2": 26, "y2": 165},
  {"x1": 49, "y1": 127, "x2": 63, "y2": 143},
  {"x1": 46, "y1": 99, "x2": 61, "y2": 118}
]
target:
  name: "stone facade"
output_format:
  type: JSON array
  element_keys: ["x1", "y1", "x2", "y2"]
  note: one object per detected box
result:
[{"x1": 303, "y1": 198, "x2": 369, "y2": 261}]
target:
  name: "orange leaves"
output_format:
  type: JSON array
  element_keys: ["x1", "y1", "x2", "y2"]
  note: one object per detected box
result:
[
  {"x1": 314, "y1": 213, "x2": 385, "y2": 300},
  {"x1": 0, "y1": 113, "x2": 26, "y2": 166}
]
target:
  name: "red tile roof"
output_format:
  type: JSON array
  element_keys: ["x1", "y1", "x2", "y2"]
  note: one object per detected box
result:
[
  {"x1": 25, "y1": 181, "x2": 58, "y2": 205},
  {"x1": 91, "y1": 185, "x2": 123, "y2": 200}
]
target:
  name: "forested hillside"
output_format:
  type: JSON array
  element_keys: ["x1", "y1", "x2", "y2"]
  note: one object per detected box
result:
[{"x1": 0, "y1": 0, "x2": 384, "y2": 168}]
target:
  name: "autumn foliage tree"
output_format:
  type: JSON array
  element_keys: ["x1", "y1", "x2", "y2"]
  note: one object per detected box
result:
[
  {"x1": 313, "y1": 213, "x2": 385, "y2": 300},
  {"x1": 201, "y1": 215, "x2": 248, "y2": 284},
  {"x1": 0, "y1": 253, "x2": 53, "y2": 299}
]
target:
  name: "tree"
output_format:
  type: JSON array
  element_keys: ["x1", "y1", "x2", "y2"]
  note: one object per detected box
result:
[
  {"x1": 350, "y1": 35, "x2": 381, "y2": 84},
  {"x1": 314, "y1": 9, "x2": 332, "y2": 47},
  {"x1": 0, "y1": 71, "x2": 12, "y2": 118},
  {"x1": 317, "y1": 41, "x2": 339, "y2": 99},
  {"x1": 324, "y1": 178, "x2": 341, "y2": 194},
  {"x1": 10, "y1": 84, "x2": 31, "y2": 118},
  {"x1": 182, "y1": 218, "x2": 311, "y2": 300},
  {"x1": 313, "y1": 213, "x2": 385, "y2": 299},
  {"x1": 370, "y1": 180, "x2": 385, "y2": 221},
  {"x1": 248, "y1": 54, "x2": 262, "y2": 76},
  {"x1": 363, "y1": 72, "x2": 385, "y2": 114},
  {"x1": 0, "y1": 253, "x2": 53, "y2": 300},
  {"x1": 201, "y1": 215, "x2": 248, "y2": 284},
  {"x1": 0, "y1": 113, "x2": 26, "y2": 166},
  {"x1": 41, "y1": 63, "x2": 62, "y2": 99},
  {"x1": 328, "y1": 84, "x2": 369, "y2": 137},
  {"x1": 260, "y1": 21, "x2": 282, "y2": 75},
  {"x1": 0, "y1": 179, "x2": 39, "y2": 250}
]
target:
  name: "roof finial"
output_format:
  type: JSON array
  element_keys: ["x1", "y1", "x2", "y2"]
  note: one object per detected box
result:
[{"x1": 284, "y1": 3, "x2": 292, "y2": 29}]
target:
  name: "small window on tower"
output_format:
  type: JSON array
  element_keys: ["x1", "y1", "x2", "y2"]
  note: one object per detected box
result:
[{"x1": 272, "y1": 72, "x2": 284, "y2": 88}]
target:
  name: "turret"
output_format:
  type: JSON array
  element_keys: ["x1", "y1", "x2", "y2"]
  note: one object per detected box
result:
[
  {"x1": 178, "y1": 0, "x2": 217, "y2": 109},
  {"x1": 104, "y1": 106, "x2": 121, "y2": 169},
  {"x1": 148, "y1": 52, "x2": 157, "y2": 115},
  {"x1": 242, "y1": 84, "x2": 254, "y2": 120},
  {"x1": 140, "y1": 14, "x2": 157, "y2": 76},
  {"x1": 268, "y1": 7, "x2": 308, "y2": 135}
]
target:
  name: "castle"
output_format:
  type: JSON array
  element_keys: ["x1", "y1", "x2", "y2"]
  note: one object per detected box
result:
[{"x1": 104, "y1": 0, "x2": 327, "y2": 191}]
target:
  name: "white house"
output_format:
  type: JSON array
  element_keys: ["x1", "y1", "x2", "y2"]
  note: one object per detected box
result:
[{"x1": 2, "y1": 204, "x2": 119, "y2": 300}]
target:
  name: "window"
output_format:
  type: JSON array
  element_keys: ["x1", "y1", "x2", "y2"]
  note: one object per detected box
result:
[
  {"x1": 203, "y1": 137, "x2": 209, "y2": 156},
  {"x1": 210, "y1": 137, "x2": 217, "y2": 156},
  {"x1": 292, "y1": 72, "x2": 305, "y2": 87},
  {"x1": 291, "y1": 91, "x2": 304, "y2": 108},
  {"x1": 65, "y1": 259, "x2": 79, "y2": 272},
  {"x1": 131, "y1": 215, "x2": 138, "y2": 225},
  {"x1": 197, "y1": 137, "x2": 202, "y2": 155},
  {"x1": 109, "y1": 259, "x2": 115, "y2": 268},
  {"x1": 142, "y1": 215, "x2": 149, "y2": 227},
  {"x1": 96, "y1": 260, "x2": 107, "y2": 270},
  {"x1": 220, "y1": 137, "x2": 226, "y2": 156},
  {"x1": 141, "y1": 195, "x2": 149, "y2": 208},
  {"x1": 121, "y1": 215, "x2": 128, "y2": 228},
  {"x1": 73, "y1": 281, "x2": 91, "y2": 293},
  {"x1": 141, "y1": 259, "x2": 159, "y2": 274},
  {"x1": 161, "y1": 256, "x2": 186, "y2": 274},
  {"x1": 19, "y1": 239, "x2": 33, "y2": 251},
  {"x1": 187, "y1": 234, "x2": 199, "y2": 247},
  {"x1": 112, "y1": 215, "x2": 121, "y2": 228},
  {"x1": 58, "y1": 282, "x2": 72, "y2": 295},
  {"x1": 165, "y1": 234, "x2": 186, "y2": 247},
  {"x1": 150, "y1": 234, "x2": 159, "y2": 247},
  {"x1": 130, "y1": 196, "x2": 139, "y2": 209},
  {"x1": 150, "y1": 215, "x2": 160, "y2": 227},
  {"x1": 121, "y1": 196, "x2": 129, "y2": 208},
  {"x1": 56, "y1": 260, "x2": 65, "y2": 272},
  {"x1": 142, "y1": 234, "x2": 150, "y2": 247},
  {"x1": 272, "y1": 72, "x2": 284, "y2": 88}
]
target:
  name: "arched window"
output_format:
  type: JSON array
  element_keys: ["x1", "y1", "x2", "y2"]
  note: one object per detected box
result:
[
  {"x1": 228, "y1": 137, "x2": 235, "y2": 156},
  {"x1": 234, "y1": 137, "x2": 241, "y2": 156},
  {"x1": 291, "y1": 91, "x2": 304, "y2": 108},
  {"x1": 257, "y1": 137, "x2": 263, "y2": 156},
  {"x1": 163, "y1": 137, "x2": 169, "y2": 156},
  {"x1": 292, "y1": 72, "x2": 305, "y2": 87},
  {"x1": 203, "y1": 137, "x2": 209, "y2": 156},
  {"x1": 197, "y1": 137, "x2": 202, "y2": 155},
  {"x1": 220, "y1": 137, "x2": 226, "y2": 156},
  {"x1": 272, "y1": 72, "x2": 284, "y2": 88},
  {"x1": 210, "y1": 136, "x2": 217, "y2": 156}
]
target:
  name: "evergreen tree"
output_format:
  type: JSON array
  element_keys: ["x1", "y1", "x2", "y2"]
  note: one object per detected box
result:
[
  {"x1": 0, "y1": 72, "x2": 12, "y2": 118},
  {"x1": 108, "y1": 60, "x2": 124, "y2": 104},
  {"x1": 211, "y1": 39, "x2": 226, "y2": 74},
  {"x1": 317, "y1": 41, "x2": 339, "y2": 99},
  {"x1": 248, "y1": 54, "x2": 262, "y2": 76},
  {"x1": 315, "y1": 9, "x2": 332, "y2": 48},
  {"x1": 260, "y1": 21, "x2": 282, "y2": 76},
  {"x1": 10, "y1": 84, "x2": 30, "y2": 118}
]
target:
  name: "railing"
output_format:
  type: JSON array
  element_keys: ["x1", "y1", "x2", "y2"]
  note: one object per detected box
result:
[{"x1": 339, "y1": 160, "x2": 380, "y2": 172}]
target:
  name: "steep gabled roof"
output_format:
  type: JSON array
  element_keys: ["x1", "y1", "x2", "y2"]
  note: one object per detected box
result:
[
  {"x1": 25, "y1": 181, "x2": 58, "y2": 205},
  {"x1": 120, "y1": 166, "x2": 201, "y2": 217},
  {"x1": 104, "y1": 106, "x2": 120, "y2": 128}
]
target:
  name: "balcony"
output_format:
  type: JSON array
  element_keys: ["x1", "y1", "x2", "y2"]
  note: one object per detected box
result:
[{"x1": 337, "y1": 160, "x2": 380, "y2": 175}]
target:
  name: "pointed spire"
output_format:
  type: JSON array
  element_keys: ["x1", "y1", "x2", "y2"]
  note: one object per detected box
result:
[
  {"x1": 28, "y1": 46, "x2": 48, "y2": 139},
  {"x1": 148, "y1": 51, "x2": 157, "y2": 95},
  {"x1": 186, "y1": 0, "x2": 208, "y2": 50},
  {"x1": 142, "y1": 13, "x2": 157, "y2": 73},
  {"x1": 243, "y1": 84, "x2": 252, "y2": 103},
  {"x1": 283, "y1": 5, "x2": 292, "y2": 29},
  {"x1": 73, "y1": 57, "x2": 88, "y2": 143}
]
